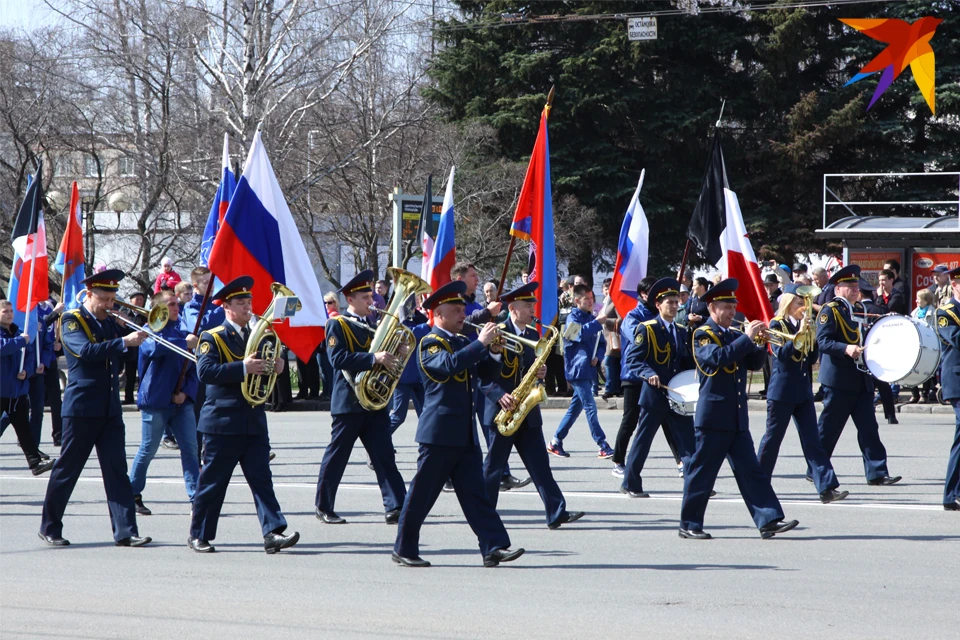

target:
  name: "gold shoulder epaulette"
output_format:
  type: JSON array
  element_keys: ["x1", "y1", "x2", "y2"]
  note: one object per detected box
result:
[{"x1": 642, "y1": 319, "x2": 658, "y2": 326}]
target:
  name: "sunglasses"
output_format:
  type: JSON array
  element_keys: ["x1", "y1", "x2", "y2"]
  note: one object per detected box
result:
[{"x1": 325, "y1": 300, "x2": 337, "y2": 305}]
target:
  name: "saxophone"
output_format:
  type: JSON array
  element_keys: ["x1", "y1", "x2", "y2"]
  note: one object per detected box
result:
[{"x1": 494, "y1": 321, "x2": 560, "y2": 437}]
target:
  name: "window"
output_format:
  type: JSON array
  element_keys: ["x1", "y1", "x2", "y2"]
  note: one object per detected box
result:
[
  {"x1": 117, "y1": 156, "x2": 135, "y2": 177},
  {"x1": 54, "y1": 156, "x2": 75, "y2": 177},
  {"x1": 84, "y1": 156, "x2": 100, "y2": 178}
]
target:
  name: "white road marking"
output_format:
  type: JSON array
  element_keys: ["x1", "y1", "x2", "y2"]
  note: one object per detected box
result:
[{"x1": 0, "y1": 475, "x2": 947, "y2": 512}]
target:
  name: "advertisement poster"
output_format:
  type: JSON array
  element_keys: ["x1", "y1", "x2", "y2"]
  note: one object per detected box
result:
[
  {"x1": 847, "y1": 249, "x2": 904, "y2": 288},
  {"x1": 911, "y1": 249, "x2": 960, "y2": 300}
]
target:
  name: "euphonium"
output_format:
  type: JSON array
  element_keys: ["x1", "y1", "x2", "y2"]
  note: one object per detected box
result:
[
  {"x1": 494, "y1": 320, "x2": 560, "y2": 437},
  {"x1": 353, "y1": 267, "x2": 433, "y2": 411},
  {"x1": 242, "y1": 282, "x2": 301, "y2": 406},
  {"x1": 792, "y1": 284, "x2": 821, "y2": 356}
]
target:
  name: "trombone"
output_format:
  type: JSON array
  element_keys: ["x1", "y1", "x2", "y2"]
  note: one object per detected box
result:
[
  {"x1": 76, "y1": 291, "x2": 197, "y2": 362},
  {"x1": 731, "y1": 319, "x2": 794, "y2": 347},
  {"x1": 463, "y1": 320, "x2": 541, "y2": 355}
]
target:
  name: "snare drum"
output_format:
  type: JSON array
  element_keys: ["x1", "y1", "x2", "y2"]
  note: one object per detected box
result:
[
  {"x1": 864, "y1": 315, "x2": 941, "y2": 386},
  {"x1": 665, "y1": 370, "x2": 700, "y2": 417}
]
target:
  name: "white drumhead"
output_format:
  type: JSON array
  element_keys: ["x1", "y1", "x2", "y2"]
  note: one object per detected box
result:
[
  {"x1": 864, "y1": 315, "x2": 921, "y2": 382},
  {"x1": 666, "y1": 369, "x2": 699, "y2": 404}
]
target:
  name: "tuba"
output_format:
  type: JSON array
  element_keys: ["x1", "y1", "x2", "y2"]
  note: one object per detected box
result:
[
  {"x1": 352, "y1": 267, "x2": 433, "y2": 411},
  {"x1": 242, "y1": 283, "x2": 301, "y2": 406},
  {"x1": 494, "y1": 320, "x2": 560, "y2": 437}
]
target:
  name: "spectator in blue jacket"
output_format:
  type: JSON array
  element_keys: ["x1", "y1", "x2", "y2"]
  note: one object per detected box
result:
[
  {"x1": 0, "y1": 299, "x2": 55, "y2": 475},
  {"x1": 548, "y1": 285, "x2": 612, "y2": 459},
  {"x1": 128, "y1": 290, "x2": 201, "y2": 516}
]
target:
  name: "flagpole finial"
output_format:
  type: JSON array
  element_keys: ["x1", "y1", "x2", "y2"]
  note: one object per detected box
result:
[
  {"x1": 544, "y1": 85, "x2": 556, "y2": 119},
  {"x1": 715, "y1": 98, "x2": 726, "y2": 128}
]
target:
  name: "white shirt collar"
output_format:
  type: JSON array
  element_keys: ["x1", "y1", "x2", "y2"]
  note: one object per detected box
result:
[
  {"x1": 435, "y1": 326, "x2": 455, "y2": 338},
  {"x1": 225, "y1": 318, "x2": 247, "y2": 335}
]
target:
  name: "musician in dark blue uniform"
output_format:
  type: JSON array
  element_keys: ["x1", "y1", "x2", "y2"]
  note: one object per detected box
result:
[
  {"x1": 179, "y1": 266, "x2": 225, "y2": 431},
  {"x1": 315, "y1": 270, "x2": 407, "y2": 525},
  {"x1": 393, "y1": 281, "x2": 524, "y2": 568},
  {"x1": 39, "y1": 270, "x2": 152, "y2": 547},
  {"x1": 453, "y1": 261, "x2": 526, "y2": 491},
  {"x1": 188, "y1": 276, "x2": 299, "y2": 554},
  {"x1": 679, "y1": 279, "x2": 798, "y2": 540},
  {"x1": 389, "y1": 304, "x2": 430, "y2": 435},
  {"x1": 479, "y1": 282, "x2": 585, "y2": 529},
  {"x1": 933, "y1": 266, "x2": 960, "y2": 511},
  {"x1": 621, "y1": 278, "x2": 695, "y2": 498},
  {"x1": 815, "y1": 265, "x2": 900, "y2": 486},
  {"x1": 757, "y1": 284, "x2": 848, "y2": 503}
]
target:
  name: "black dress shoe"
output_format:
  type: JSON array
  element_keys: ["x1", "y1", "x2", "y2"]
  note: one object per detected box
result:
[
  {"x1": 316, "y1": 509, "x2": 346, "y2": 524},
  {"x1": 548, "y1": 510, "x2": 585, "y2": 530},
  {"x1": 442, "y1": 480, "x2": 455, "y2": 493},
  {"x1": 52, "y1": 440, "x2": 62, "y2": 447},
  {"x1": 804, "y1": 475, "x2": 814, "y2": 483},
  {"x1": 499, "y1": 474, "x2": 532, "y2": 491},
  {"x1": 678, "y1": 528, "x2": 712, "y2": 540},
  {"x1": 38, "y1": 532, "x2": 69, "y2": 546},
  {"x1": 760, "y1": 519, "x2": 799, "y2": 539},
  {"x1": 392, "y1": 552, "x2": 430, "y2": 567},
  {"x1": 268, "y1": 451, "x2": 277, "y2": 461},
  {"x1": 483, "y1": 547, "x2": 525, "y2": 567},
  {"x1": 160, "y1": 437, "x2": 179, "y2": 450},
  {"x1": 116, "y1": 536, "x2": 152, "y2": 547},
  {"x1": 385, "y1": 509, "x2": 400, "y2": 525},
  {"x1": 867, "y1": 475, "x2": 902, "y2": 486},
  {"x1": 820, "y1": 489, "x2": 850, "y2": 504},
  {"x1": 620, "y1": 486, "x2": 650, "y2": 499},
  {"x1": 188, "y1": 537, "x2": 215, "y2": 553},
  {"x1": 37, "y1": 449, "x2": 51, "y2": 461},
  {"x1": 134, "y1": 495, "x2": 152, "y2": 516},
  {"x1": 887, "y1": 416, "x2": 899, "y2": 425},
  {"x1": 264, "y1": 530, "x2": 300, "y2": 554},
  {"x1": 31, "y1": 460, "x2": 54, "y2": 476},
  {"x1": 943, "y1": 499, "x2": 960, "y2": 511}
]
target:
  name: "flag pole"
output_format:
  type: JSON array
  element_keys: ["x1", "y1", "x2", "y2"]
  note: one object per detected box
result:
[
  {"x1": 496, "y1": 85, "x2": 555, "y2": 298},
  {"x1": 676, "y1": 239, "x2": 693, "y2": 282},
  {"x1": 173, "y1": 284, "x2": 213, "y2": 395},
  {"x1": 678, "y1": 99, "x2": 725, "y2": 282}
]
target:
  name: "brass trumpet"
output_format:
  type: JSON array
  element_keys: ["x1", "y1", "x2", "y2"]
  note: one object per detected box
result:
[
  {"x1": 731, "y1": 319, "x2": 794, "y2": 347},
  {"x1": 76, "y1": 290, "x2": 197, "y2": 361},
  {"x1": 463, "y1": 321, "x2": 542, "y2": 355}
]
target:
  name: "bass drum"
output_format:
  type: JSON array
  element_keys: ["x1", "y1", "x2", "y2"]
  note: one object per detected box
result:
[
  {"x1": 666, "y1": 369, "x2": 700, "y2": 417},
  {"x1": 864, "y1": 315, "x2": 941, "y2": 386}
]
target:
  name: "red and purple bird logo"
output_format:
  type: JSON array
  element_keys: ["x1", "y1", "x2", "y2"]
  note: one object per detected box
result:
[{"x1": 840, "y1": 17, "x2": 942, "y2": 115}]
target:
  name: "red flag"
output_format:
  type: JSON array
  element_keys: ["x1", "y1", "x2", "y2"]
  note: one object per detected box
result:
[{"x1": 509, "y1": 102, "x2": 558, "y2": 329}]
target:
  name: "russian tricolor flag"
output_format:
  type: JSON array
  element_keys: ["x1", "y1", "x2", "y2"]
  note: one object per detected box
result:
[
  {"x1": 208, "y1": 131, "x2": 327, "y2": 360},
  {"x1": 609, "y1": 170, "x2": 649, "y2": 319},
  {"x1": 423, "y1": 166, "x2": 456, "y2": 291},
  {"x1": 199, "y1": 133, "x2": 237, "y2": 270},
  {"x1": 510, "y1": 102, "x2": 558, "y2": 331},
  {"x1": 55, "y1": 181, "x2": 85, "y2": 311}
]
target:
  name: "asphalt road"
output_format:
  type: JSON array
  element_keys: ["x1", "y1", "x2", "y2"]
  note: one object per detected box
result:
[{"x1": 2, "y1": 408, "x2": 958, "y2": 639}]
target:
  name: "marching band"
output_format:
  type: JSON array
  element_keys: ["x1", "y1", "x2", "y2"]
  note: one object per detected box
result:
[{"x1": 19, "y1": 258, "x2": 960, "y2": 563}]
